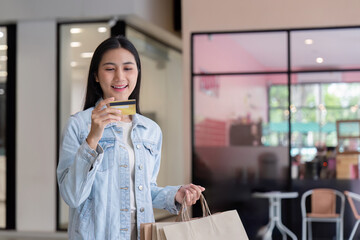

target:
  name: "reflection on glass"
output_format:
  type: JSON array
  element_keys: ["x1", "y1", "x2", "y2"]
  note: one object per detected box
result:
[
  {"x1": 192, "y1": 28, "x2": 360, "y2": 238},
  {"x1": 126, "y1": 26, "x2": 183, "y2": 219},
  {"x1": 290, "y1": 73, "x2": 360, "y2": 163},
  {"x1": 193, "y1": 31, "x2": 287, "y2": 74},
  {"x1": 291, "y1": 28, "x2": 360, "y2": 71},
  {"x1": 339, "y1": 122, "x2": 360, "y2": 137},
  {"x1": 59, "y1": 22, "x2": 109, "y2": 230},
  {"x1": 0, "y1": 26, "x2": 6, "y2": 229},
  {"x1": 194, "y1": 74, "x2": 289, "y2": 187}
]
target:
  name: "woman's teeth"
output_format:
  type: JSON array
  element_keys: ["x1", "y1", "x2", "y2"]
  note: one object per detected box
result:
[{"x1": 112, "y1": 85, "x2": 127, "y2": 89}]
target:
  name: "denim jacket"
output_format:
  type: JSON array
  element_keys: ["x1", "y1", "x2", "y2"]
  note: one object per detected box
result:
[{"x1": 57, "y1": 104, "x2": 181, "y2": 240}]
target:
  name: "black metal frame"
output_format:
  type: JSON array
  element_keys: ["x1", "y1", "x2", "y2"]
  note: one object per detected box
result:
[
  {"x1": 191, "y1": 25, "x2": 360, "y2": 192},
  {"x1": 1, "y1": 24, "x2": 16, "y2": 230}
]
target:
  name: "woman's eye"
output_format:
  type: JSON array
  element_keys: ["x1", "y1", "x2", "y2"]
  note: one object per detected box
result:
[
  {"x1": 124, "y1": 67, "x2": 133, "y2": 71},
  {"x1": 105, "y1": 68, "x2": 115, "y2": 71}
]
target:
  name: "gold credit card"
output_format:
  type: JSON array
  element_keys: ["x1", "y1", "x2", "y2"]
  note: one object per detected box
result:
[{"x1": 109, "y1": 99, "x2": 136, "y2": 115}]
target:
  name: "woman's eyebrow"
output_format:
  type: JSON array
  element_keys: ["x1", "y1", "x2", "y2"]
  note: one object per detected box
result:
[
  {"x1": 102, "y1": 61, "x2": 135, "y2": 66},
  {"x1": 102, "y1": 62, "x2": 116, "y2": 66},
  {"x1": 123, "y1": 61, "x2": 135, "y2": 65}
]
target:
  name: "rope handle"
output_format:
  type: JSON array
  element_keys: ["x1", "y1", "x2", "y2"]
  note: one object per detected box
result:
[{"x1": 176, "y1": 193, "x2": 211, "y2": 222}]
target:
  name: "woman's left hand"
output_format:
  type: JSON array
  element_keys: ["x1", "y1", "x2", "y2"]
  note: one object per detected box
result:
[{"x1": 175, "y1": 184, "x2": 205, "y2": 206}]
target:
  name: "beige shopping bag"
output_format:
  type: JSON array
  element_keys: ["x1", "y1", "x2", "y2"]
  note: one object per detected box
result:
[
  {"x1": 163, "y1": 210, "x2": 248, "y2": 240},
  {"x1": 140, "y1": 222, "x2": 152, "y2": 240},
  {"x1": 151, "y1": 222, "x2": 179, "y2": 240},
  {"x1": 163, "y1": 194, "x2": 248, "y2": 240}
]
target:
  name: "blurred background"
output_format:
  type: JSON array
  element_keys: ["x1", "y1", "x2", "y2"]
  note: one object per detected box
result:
[{"x1": 1, "y1": 0, "x2": 360, "y2": 239}]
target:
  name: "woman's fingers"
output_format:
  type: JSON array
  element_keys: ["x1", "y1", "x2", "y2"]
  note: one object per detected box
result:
[
  {"x1": 182, "y1": 184, "x2": 206, "y2": 205},
  {"x1": 175, "y1": 184, "x2": 205, "y2": 206},
  {"x1": 94, "y1": 97, "x2": 115, "y2": 112},
  {"x1": 87, "y1": 97, "x2": 121, "y2": 148},
  {"x1": 94, "y1": 108, "x2": 122, "y2": 122}
]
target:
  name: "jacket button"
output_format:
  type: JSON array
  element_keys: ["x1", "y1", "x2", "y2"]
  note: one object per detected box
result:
[
  {"x1": 140, "y1": 207, "x2": 145, "y2": 212},
  {"x1": 138, "y1": 164, "x2": 143, "y2": 170},
  {"x1": 138, "y1": 185, "x2": 143, "y2": 191},
  {"x1": 136, "y1": 144, "x2": 141, "y2": 149}
]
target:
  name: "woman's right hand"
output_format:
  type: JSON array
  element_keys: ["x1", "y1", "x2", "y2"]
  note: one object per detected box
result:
[{"x1": 86, "y1": 97, "x2": 122, "y2": 150}]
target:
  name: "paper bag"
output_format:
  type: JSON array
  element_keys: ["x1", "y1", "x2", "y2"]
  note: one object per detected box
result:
[
  {"x1": 140, "y1": 222, "x2": 152, "y2": 240},
  {"x1": 163, "y1": 210, "x2": 249, "y2": 240},
  {"x1": 151, "y1": 222, "x2": 179, "y2": 240}
]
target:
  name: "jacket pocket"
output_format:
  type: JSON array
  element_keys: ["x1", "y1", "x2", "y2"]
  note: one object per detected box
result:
[
  {"x1": 143, "y1": 141, "x2": 158, "y2": 175},
  {"x1": 97, "y1": 140, "x2": 115, "y2": 172},
  {"x1": 143, "y1": 142, "x2": 158, "y2": 156}
]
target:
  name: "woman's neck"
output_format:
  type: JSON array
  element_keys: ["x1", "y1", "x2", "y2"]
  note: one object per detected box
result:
[{"x1": 121, "y1": 115, "x2": 132, "y2": 123}]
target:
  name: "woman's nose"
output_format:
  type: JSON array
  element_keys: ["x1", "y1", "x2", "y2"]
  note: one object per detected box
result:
[{"x1": 115, "y1": 69, "x2": 124, "y2": 80}]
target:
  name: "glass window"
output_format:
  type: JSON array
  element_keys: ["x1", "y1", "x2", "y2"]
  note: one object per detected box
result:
[
  {"x1": 291, "y1": 28, "x2": 360, "y2": 71},
  {"x1": 0, "y1": 26, "x2": 6, "y2": 229},
  {"x1": 289, "y1": 72, "x2": 360, "y2": 161},
  {"x1": 193, "y1": 74, "x2": 289, "y2": 184},
  {"x1": 58, "y1": 22, "x2": 110, "y2": 230},
  {"x1": 192, "y1": 27, "x2": 360, "y2": 239},
  {"x1": 126, "y1": 26, "x2": 183, "y2": 219},
  {"x1": 193, "y1": 31, "x2": 288, "y2": 74}
]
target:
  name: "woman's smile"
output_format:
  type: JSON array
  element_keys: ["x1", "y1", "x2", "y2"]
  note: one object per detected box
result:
[
  {"x1": 112, "y1": 84, "x2": 128, "y2": 92},
  {"x1": 96, "y1": 48, "x2": 138, "y2": 101}
]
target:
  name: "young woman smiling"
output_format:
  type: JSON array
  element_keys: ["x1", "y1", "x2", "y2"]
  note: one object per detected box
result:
[{"x1": 57, "y1": 36, "x2": 204, "y2": 240}]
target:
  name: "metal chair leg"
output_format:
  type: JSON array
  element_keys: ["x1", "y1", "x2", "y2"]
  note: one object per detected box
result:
[
  {"x1": 308, "y1": 221, "x2": 312, "y2": 240},
  {"x1": 302, "y1": 219, "x2": 306, "y2": 240},
  {"x1": 349, "y1": 220, "x2": 360, "y2": 240}
]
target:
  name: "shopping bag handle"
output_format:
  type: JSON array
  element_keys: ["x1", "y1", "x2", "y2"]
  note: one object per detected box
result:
[{"x1": 177, "y1": 193, "x2": 211, "y2": 222}]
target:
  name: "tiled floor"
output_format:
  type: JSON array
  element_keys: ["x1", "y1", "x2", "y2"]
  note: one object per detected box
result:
[{"x1": 0, "y1": 232, "x2": 67, "y2": 240}]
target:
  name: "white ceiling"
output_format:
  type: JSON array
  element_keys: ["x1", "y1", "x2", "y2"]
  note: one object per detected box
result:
[{"x1": 230, "y1": 28, "x2": 360, "y2": 71}]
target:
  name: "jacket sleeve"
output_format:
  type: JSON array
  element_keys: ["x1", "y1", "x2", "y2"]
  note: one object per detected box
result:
[
  {"x1": 149, "y1": 128, "x2": 182, "y2": 214},
  {"x1": 57, "y1": 116, "x2": 104, "y2": 208}
]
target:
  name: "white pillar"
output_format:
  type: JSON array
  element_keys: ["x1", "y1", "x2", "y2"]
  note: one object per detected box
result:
[{"x1": 17, "y1": 20, "x2": 56, "y2": 231}]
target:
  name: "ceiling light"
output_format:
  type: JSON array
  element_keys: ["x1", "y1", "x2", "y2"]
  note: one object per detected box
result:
[
  {"x1": 0, "y1": 32, "x2": 3, "y2": 38},
  {"x1": 70, "y1": 28, "x2": 82, "y2": 34},
  {"x1": 70, "y1": 61, "x2": 78, "y2": 67},
  {"x1": 0, "y1": 45, "x2": 8, "y2": 51},
  {"x1": 0, "y1": 71, "x2": 7, "y2": 77},
  {"x1": 98, "y1": 27, "x2": 107, "y2": 33},
  {"x1": 316, "y1": 57, "x2": 324, "y2": 64},
  {"x1": 70, "y1": 42, "x2": 82, "y2": 47},
  {"x1": 81, "y1": 52, "x2": 93, "y2": 58},
  {"x1": 0, "y1": 56, "x2": 7, "y2": 61},
  {"x1": 304, "y1": 39, "x2": 313, "y2": 45}
]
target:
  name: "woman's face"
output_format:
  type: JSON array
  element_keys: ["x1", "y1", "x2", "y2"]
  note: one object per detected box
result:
[{"x1": 96, "y1": 48, "x2": 138, "y2": 101}]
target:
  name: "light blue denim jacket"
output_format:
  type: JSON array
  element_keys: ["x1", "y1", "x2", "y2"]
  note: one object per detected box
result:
[{"x1": 57, "y1": 104, "x2": 181, "y2": 240}]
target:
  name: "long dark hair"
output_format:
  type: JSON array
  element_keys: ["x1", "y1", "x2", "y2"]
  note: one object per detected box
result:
[{"x1": 83, "y1": 35, "x2": 141, "y2": 113}]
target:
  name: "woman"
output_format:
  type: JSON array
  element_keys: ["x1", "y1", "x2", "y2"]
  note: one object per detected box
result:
[{"x1": 57, "y1": 35, "x2": 205, "y2": 240}]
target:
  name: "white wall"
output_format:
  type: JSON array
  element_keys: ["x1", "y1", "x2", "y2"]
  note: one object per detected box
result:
[
  {"x1": 0, "y1": 0, "x2": 134, "y2": 22},
  {"x1": 182, "y1": 0, "x2": 360, "y2": 183},
  {"x1": 17, "y1": 20, "x2": 56, "y2": 231}
]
